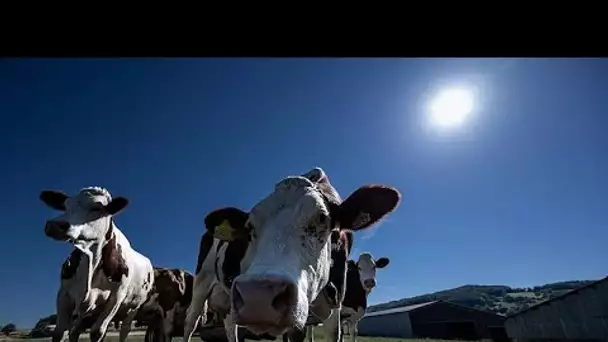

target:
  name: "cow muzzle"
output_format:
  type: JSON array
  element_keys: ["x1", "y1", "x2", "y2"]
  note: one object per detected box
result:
[
  {"x1": 44, "y1": 220, "x2": 70, "y2": 241},
  {"x1": 363, "y1": 278, "x2": 376, "y2": 290},
  {"x1": 231, "y1": 275, "x2": 298, "y2": 334}
]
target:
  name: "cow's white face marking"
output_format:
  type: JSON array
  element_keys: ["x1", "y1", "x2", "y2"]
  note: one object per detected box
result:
[
  {"x1": 41, "y1": 187, "x2": 129, "y2": 249},
  {"x1": 356, "y1": 252, "x2": 389, "y2": 292},
  {"x1": 237, "y1": 174, "x2": 335, "y2": 332}
]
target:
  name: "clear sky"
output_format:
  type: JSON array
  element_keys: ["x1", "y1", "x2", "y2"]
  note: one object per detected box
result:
[{"x1": 1, "y1": 58, "x2": 607, "y2": 328}]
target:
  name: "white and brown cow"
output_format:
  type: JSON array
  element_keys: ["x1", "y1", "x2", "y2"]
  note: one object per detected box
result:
[
  {"x1": 41, "y1": 186, "x2": 155, "y2": 342},
  {"x1": 183, "y1": 167, "x2": 401, "y2": 342},
  {"x1": 141, "y1": 267, "x2": 194, "y2": 342}
]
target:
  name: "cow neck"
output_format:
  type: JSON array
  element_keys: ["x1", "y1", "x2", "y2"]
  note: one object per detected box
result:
[
  {"x1": 97, "y1": 217, "x2": 115, "y2": 270},
  {"x1": 104, "y1": 218, "x2": 115, "y2": 246}
]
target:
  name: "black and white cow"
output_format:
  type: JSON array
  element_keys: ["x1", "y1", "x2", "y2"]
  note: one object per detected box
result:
[
  {"x1": 283, "y1": 253, "x2": 390, "y2": 342},
  {"x1": 339, "y1": 253, "x2": 390, "y2": 342},
  {"x1": 41, "y1": 187, "x2": 155, "y2": 342},
  {"x1": 183, "y1": 167, "x2": 401, "y2": 342}
]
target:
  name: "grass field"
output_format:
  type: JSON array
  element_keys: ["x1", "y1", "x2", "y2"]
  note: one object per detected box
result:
[{"x1": 1, "y1": 333, "x2": 472, "y2": 342}]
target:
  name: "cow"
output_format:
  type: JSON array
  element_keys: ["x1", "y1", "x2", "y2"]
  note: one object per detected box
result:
[
  {"x1": 140, "y1": 267, "x2": 275, "y2": 342},
  {"x1": 283, "y1": 253, "x2": 390, "y2": 342},
  {"x1": 183, "y1": 167, "x2": 401, "y2": 342},
  {"x1": 41, "y1": 186, "x2": 155, "y2": 342},
  {"x1": 141, "y1": 267, "x2": 194, "y2": 342},
  {"x1": 339, "y1": 253, "x2": 389, "y2": 342}
]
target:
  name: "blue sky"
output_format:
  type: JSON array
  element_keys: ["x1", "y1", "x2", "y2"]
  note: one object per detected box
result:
[{"x1": 1, "y1": 58, "x2": 607, "y2": 328}]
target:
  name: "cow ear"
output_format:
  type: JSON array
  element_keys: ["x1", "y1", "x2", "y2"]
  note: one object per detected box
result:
[
  {"x1": 40, "y1": 190, "x2": 69, "y2": 211},
  {"x1": 375, "y1": 257, "x2": 390, "y2": 269},
  {"x1": 336, "y1": 185, "x2": 401, "y2": 231},
  {"x1": 105, "y1": 197, "x2": 129, "y2": 216},
  {"x1": 204, "y1": 207, "x2": 250, "y2": 241}
]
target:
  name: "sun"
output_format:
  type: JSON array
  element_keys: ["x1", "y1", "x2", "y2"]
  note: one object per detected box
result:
[{"x1": 428, "y1": 87, "x2": 475, "y2": 128}]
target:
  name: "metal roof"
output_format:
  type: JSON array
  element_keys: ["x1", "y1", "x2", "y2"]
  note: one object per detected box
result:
[
  {"x1": 363, "y1": 301, "x2": 439, "y2": 317},
  {"x1": 506, "y1": 275, "x2": 608, "y2": 319},
  {"x1": 364, "y1": 300, "x2": 507, "y2": 318}
]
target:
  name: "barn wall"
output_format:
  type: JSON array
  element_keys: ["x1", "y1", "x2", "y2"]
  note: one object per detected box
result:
[
  {"x1": 358, "y1": 312, "x2": 413, "y2": 338},
  {"x1": 410, "y1": 302, "x2": 506, "y2": 340},
  {"x1": 505, "y1": 279, "x2": 608, "y2": 341}
]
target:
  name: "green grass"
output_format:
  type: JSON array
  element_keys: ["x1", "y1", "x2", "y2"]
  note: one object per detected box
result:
[{"x1": 2, "y1": 334, "x2": 474, "y2": 342}]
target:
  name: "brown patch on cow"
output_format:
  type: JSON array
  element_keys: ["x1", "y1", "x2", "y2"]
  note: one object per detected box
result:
[
  {"x1": 61, "y1": 248, "x2": 84, "y2": 279},
  {"x1": 101, "y1": 221, "x2": 129, "y2": 282},
  {"x1": 324, "y1": 229, "x2": 353, "y2": 307}
]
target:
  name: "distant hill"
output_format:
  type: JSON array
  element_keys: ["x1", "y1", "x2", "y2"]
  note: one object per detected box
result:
[{"x1": 367, "y1": 280, "x2": 597, "y2": 316}]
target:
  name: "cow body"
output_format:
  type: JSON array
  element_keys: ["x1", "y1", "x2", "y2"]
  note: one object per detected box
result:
[
  {"x1": 183, "y1": 167, "x2": 401, "y2": 342},
  {"x1": 139, "y1": 267, "x2": 194, "y2": 342},
  {"x1": 41, "y1": 187, "x2": 155, "y2": 342},
  {"x1": 52, "y1": 249, "x2": 122, "y2": 342}
]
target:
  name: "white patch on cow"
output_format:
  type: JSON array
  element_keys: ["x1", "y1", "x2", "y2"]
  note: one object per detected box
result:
[{"x1": 356, "y1": 253, "x2": 376, "y2": 291}]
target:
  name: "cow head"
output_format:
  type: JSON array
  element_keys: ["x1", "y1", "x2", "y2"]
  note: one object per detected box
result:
[
  {"x1": 208, "y1": 167, "x2": 401, "y2": 335},
  {"x1": 355, "y1": 252, "x2": 389, "y2": 291},
  {"x1": 40, "y1": 186, "x2": 129, "y2": 250}
]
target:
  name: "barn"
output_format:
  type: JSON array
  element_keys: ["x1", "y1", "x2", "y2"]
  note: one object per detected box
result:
[
  {"x1": 505, "y1": 276, "x2": 608, "y2": 342},
  {"x1": 358, "y1": 300, "x2": 507, "y2": 341}
]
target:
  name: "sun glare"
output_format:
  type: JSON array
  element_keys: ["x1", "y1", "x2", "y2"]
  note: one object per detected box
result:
[{"x1": 429, "y1": 88, "x2": 475, "y2": 128}]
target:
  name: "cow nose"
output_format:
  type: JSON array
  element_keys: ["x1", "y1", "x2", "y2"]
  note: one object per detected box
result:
[
  {"x1": 232, "y1": 276, "x2": 297, "y2": 327},
  {"x1": 364, "y1": 279, "x2": 376, "y2": 289},
  {"x1": 45, "y1": 221, "x2": 70, "y2": 240}
]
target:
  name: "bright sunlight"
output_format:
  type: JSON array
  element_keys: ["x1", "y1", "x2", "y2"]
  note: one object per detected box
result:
[{"x1": 428, "y1": 87, "x2": 475, "y2": 129}]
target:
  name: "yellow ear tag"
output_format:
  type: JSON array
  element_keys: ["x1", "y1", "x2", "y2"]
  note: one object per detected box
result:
[{"x1": 214, "y1": 219, "x2": 234, "y2": 241}]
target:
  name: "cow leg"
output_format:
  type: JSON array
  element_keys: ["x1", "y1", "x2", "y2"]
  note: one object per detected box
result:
[
  {"x1": 307, "y1": 326, "x2": 314, "y2": 342},
  {"x1": 68, "y1": 313, "x2": 88, "y2": 342},
  {"x1": 119, "y1": 308, "x2": 139, "y2": 342},
  {"x1": 322, "y1": 309, "x2": 340, "y2": 342},
  {"x1": 350, "y1": 324, "x2": 357, "y2": 342},
  {"x1": 340, "y1": 322, "x2": 350, "y2": 342},
  {"x1": 223, "y1": 313, "x2": 238, "y2": 342},
  {"x1": 52, "y1": 291, "x2": 74, "y2": 342},
  {"x1": 145, "y1": 310, "x2": 167, "y2": 342},
  {"x1": 90, "y1": 287, "x2": 128, "y2": 342},
  {"x1": 284, "y1": 327, "x2": 306, "y2": 342},
  {"x1": 163, "y1": 307, "x2": 176, "y2": 342},
  {"x1": 183, "y1": 275, "x2": 213, "y2": 342}
]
